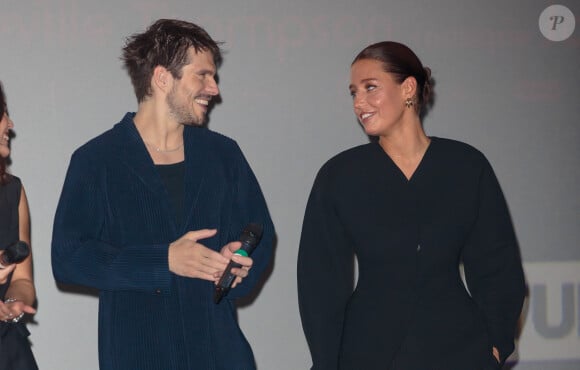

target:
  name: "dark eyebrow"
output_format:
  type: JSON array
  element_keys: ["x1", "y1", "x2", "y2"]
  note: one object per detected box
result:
[
  {"x1": 348, "y1": 78, "x2": 378, "y2": 90},
  {"x1": 196, "y1": 68, "x2": 216, "y2": 76}
]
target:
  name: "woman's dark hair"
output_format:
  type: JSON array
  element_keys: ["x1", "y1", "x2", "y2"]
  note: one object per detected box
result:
[
  {"x1": 0, "y1": 81, "x2": 9, "y2": 184},
  {"x1": 352, "y1": 41, "x2": 434, "y2": 114},
  {"x1": 0, "y1": 81, "x2": 6, "y2": 120},
  {"x1": 122, "y1": 19, "x2": 223, "y2": 103}
]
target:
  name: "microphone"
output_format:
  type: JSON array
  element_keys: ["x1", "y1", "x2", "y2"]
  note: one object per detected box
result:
[
  {"x1": 214, "y1": 223, "x2": 263, "y2": 304},
  {"x1": 0, "y1": 241, "x2": 30, "y2": 269}
]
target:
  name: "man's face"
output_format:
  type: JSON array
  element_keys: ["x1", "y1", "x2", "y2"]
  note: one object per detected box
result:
[{"x1": 167, "y1": 48, "x2": 219, "y2": 126}]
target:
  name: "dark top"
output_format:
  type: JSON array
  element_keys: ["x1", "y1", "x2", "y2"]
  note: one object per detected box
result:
[
  {"x1": 0, "y1": 175, "x2": 21, "y2": 298},
  {"x1": 298, "y1": 137, "x2": 525, "y2": 370},
  {"x1": 52, "y1": 113, "x2": 275, "y2": 370},
  {"x1": 155, "y1": 161, "x2": 185, "y2": 227},
  {"x1": 0, "y1": 176, "x2": 38, "y2": 370}
]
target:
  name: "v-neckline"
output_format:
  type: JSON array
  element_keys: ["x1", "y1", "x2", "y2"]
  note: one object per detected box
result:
[{"x1": 375, "y1": 137, "x2": 435, "y2": 183}]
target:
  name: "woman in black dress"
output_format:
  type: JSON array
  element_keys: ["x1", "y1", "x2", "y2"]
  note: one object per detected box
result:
[
  {"x1": 297, "y1": 42, "x2": 525, "y2": 370},
  {"x1": 0, "y1": 82, "x2": 38, "y2": 370}
]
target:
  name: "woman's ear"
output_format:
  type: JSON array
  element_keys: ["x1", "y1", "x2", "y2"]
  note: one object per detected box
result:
[{"x1": 402, "y1": 76, "x2": 418, "y2": 99}]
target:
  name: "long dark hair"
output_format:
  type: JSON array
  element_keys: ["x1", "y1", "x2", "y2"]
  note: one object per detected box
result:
[
  {"x1": 352, "y1": 41, "x2": 434, "y2": 115},
  {"x1": 0, "y1": 82, "x2": 7, "y2": 184},
  {"x1": 0, "y1": 82, "x2": 6, "y2": 119}
]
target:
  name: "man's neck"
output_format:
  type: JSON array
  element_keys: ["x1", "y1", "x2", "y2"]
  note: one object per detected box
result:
[{"x1": 133, "y1": 101, "x2": 184, "y2": 150}]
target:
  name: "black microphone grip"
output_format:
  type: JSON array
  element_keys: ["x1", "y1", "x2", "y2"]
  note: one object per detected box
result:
[
  {"x1": 214, "y1": 223, "x2": 263, "y2": 304},
  {"x1": 0, "y1": 241, "x2": 30, "y2": 269}
]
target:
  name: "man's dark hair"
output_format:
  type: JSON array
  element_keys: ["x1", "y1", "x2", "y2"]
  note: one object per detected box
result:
[{"x1": 122, "y1": 19, "x2": 222, "y2": 102}]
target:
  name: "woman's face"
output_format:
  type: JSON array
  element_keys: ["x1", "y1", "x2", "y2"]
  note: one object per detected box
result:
[
  {"x1": 0, "y1": 112, "x2": 14, "y2": 158},
  {"x1": 349, "y1": 59, "x2": 407, "y2": 137}
]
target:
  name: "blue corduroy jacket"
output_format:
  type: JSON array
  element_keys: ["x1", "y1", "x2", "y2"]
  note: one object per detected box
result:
[{"x1": 52, "y1": 113, "x2": 274, "y2": 370}]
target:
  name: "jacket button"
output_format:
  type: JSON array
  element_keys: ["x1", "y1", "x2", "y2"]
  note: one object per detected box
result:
[{"x1": 155, "y1": 289, "x2": 162, "y2": 294}]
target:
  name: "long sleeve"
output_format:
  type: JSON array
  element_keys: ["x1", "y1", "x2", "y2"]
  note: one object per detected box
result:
[
  {"x1": 51, "y1": 115, "x2": 272, "y2": 370},
  {"x1": 462, "y1": 158, "x2": 526, "y2": 364},
  {"x1": 222, "y1": 145, "x2": 274, "y2": 301},
  {"x1": 51, "y1": 148, "x2": 172, "y2": 293},
  {"x1": 297, "y1": 166, "x2": 354, "y2": 370}
]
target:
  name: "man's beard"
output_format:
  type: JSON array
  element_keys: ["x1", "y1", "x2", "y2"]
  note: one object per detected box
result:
[{"x1": 166, "y1": 87, "x2": 203, "y2": 126}]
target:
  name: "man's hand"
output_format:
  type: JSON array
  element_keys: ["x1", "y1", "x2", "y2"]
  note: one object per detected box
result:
[
  {"x1": 216, "y1": 241, "x2": 254, "y2": 288},
  {"x1": 168, "y1": 229, "x2": 229, "y2": 281}
]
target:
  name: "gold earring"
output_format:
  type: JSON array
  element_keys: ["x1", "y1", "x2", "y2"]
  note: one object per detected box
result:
[{"x1": 405, "y1": 98, "x2": 414, "y2": 108}]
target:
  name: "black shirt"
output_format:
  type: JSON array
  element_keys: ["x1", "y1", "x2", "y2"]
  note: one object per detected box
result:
[{"x1": 155, "y1": 161, "x2": 185, "y2": 228}]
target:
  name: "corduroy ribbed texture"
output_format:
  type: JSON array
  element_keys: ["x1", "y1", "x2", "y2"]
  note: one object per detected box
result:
[{"x1": 52, "y1": 113, "x2": 274, "y2": 370}]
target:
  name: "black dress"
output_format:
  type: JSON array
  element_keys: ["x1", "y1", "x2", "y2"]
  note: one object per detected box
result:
[
  {"x1": 0, "y1": 176, "x2": 38, "y2": 370},
  {"x1": 298, "y1": 137, "x2": 525, "y2": 370}
]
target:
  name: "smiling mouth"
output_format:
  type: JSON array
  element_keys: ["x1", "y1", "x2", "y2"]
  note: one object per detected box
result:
[
  {"x1": 360, "y1": 112, "x2": 374, "y2": 121},
  {"x1": 194, "y1": 95, "x2": 213, "y2": 107}
]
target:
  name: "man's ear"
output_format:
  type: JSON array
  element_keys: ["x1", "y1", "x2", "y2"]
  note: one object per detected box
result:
[{"x1": 152, "y1": 66, "x2": 171, "y2": 93}]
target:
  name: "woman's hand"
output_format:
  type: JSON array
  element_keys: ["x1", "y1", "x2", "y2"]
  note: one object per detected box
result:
[
  {"x1": 492, "y1": 346, "x2": 500, "y2": 363},
  {"x1": 0, "y1": 297, "x2": 36, "y2": 323},
  {"x1": 0, "y1": 262, "x2": 16, "y2": 284}
]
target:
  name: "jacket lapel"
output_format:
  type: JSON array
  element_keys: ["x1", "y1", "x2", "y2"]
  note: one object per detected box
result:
[
  {"x1": 112, "y1": 113, "x2": 208, "y2": 235},
  {"x1": 182, "y1": 126, "x2": 206, "y2": 232},
  {"x1": 115, "y1": 114, "x2": 168, "y2": 196},
  {"x1": 112, "y1": 114, "x2": 178, "y2": 237}
]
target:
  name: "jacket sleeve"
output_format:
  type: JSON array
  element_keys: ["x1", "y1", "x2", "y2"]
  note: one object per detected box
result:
[
  {"x1": 51, "y1": 149, "x2": 172, "y2": 293},
  {"x1": 297, "y1": 166, "x2": 354, "y2": 370},
  {"x1": 222, "y1": 144, "x2": 275, "y2": 301},
  {"x1": 462, "y1": 158, "x2": 526, "y2": 364}
]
